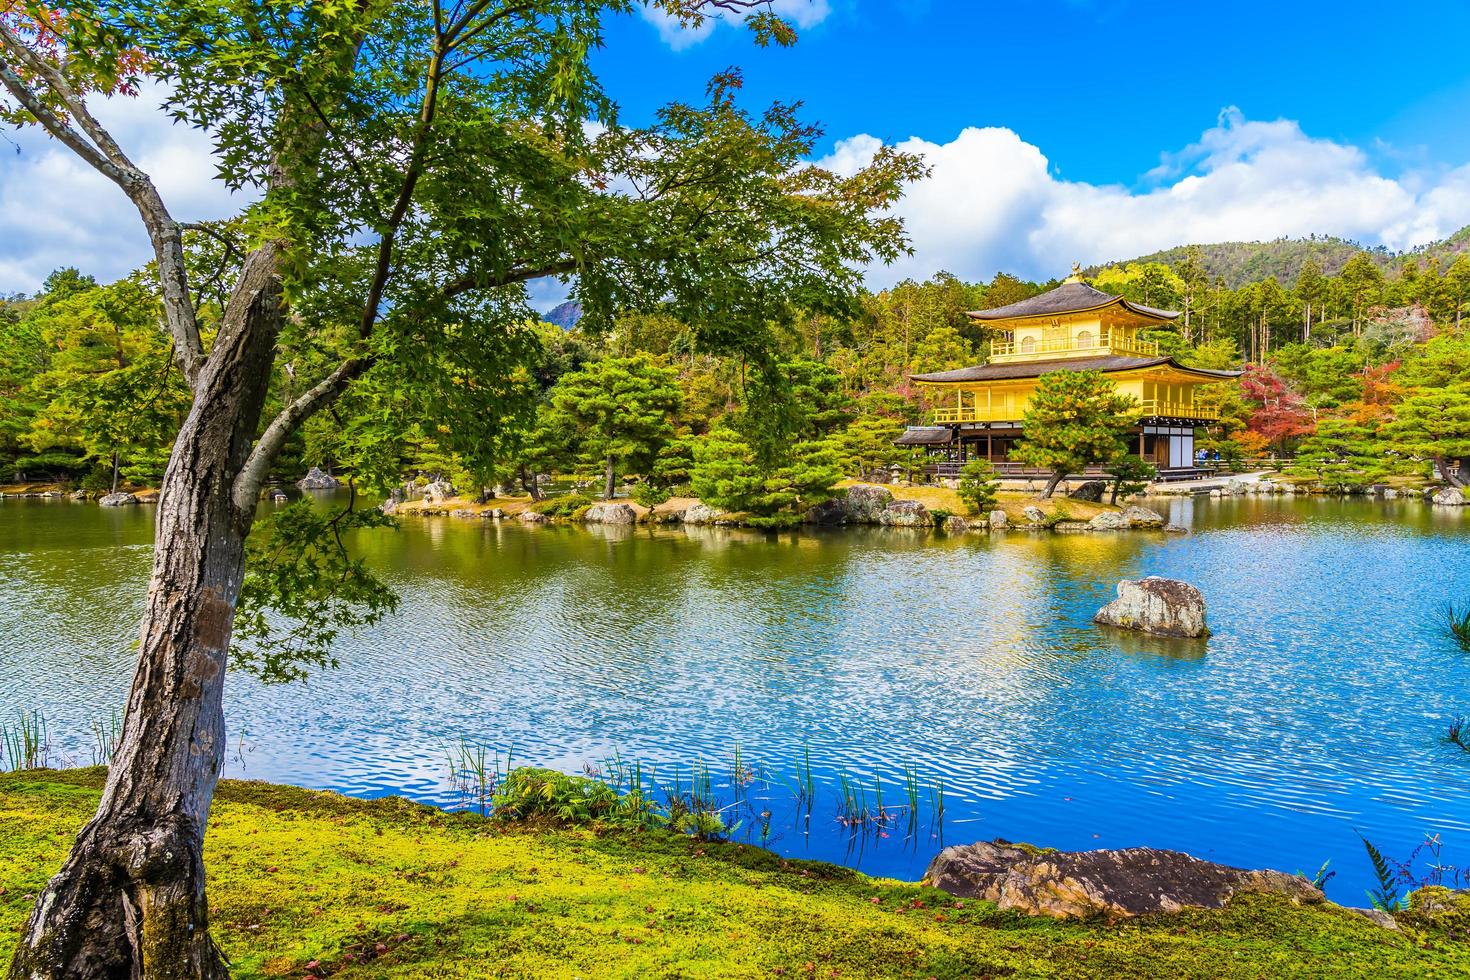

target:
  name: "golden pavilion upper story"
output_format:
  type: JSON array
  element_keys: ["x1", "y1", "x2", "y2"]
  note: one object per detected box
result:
[{"x1": 899, "y1": 268, "x2": 1239, "y2": 474}]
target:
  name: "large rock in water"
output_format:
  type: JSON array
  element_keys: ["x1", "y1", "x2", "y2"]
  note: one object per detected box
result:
[
  {"x1": 1095, "y1": 577, "x2": 1209, "y2": 638},
  {"x1": 1432, "y1": 487, "x2": 1467, "y2": 506},
  {"x1": 98, "y1": 492, "x2": 137, "y2": 507},
  {"x1": 922, "y1": 840, "x2": 1322, "y2": 919},
  {"x1": 878, "y1": 499, "x2": 929, "y2": 527},
  {"x1": 583, "y1": 502, "x2": 637, "y2": 525},
  {"x1": 1067, "y1": 480, "x2": 1106, "y2": 502},
  {"x1": 844, "y1": 484, "x2": 894, "y2": 523},
  {"x1": 296, "y1": 466, "x2": 339, "y2": 490}
]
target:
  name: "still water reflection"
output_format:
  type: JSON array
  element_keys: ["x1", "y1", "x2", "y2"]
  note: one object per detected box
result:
[{"x1": 3, "y1": 494, "x2": 1469, "y2": 899}]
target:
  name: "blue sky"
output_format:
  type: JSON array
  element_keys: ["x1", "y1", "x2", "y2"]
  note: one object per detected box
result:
[
  {"x1": 4, "y1": 0, "x2": 1470, "y2": 293},
  {"x1": 601, "y1": 0, "x2": 1470, "y2": 184}
]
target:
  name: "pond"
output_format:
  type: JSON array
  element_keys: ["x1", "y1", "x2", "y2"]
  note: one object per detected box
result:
[{"x1": 3, "y1": 494, "x2": 1470, "y2": 903}]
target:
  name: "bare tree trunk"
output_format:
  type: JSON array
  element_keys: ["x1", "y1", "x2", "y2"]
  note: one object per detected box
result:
[
  {"x1": 1039, "y1": 470, "x2": 1065, "y2": 499},
  {"x1": 603, "y1": 454, "x2": 616, "y2": 500},
  {"x1": 9, "y1": 249, "x2": 282, "y2": 980},
  {"x1": 520, "y1": 464, "x2": 541, "y2": 501},
  {"x1": 111, "y1": 451, "x2": 120, "y2": 494}
]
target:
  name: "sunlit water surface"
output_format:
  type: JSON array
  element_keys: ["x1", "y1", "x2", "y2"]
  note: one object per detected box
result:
[{"x1": 4, "y1": 494, "x2": 1469, "y2": 901}]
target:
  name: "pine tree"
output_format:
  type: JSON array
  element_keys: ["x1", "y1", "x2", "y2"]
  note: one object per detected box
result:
[
  {"x1": 547, "y1": 354, "x2": 682, "y2": 499},
  {"x1": 1011, "y1": 370, "x2": 1139, "y2": 498},
  {"x1": 1384, "y1": 383, "x2": 1470, "y2": 487}
]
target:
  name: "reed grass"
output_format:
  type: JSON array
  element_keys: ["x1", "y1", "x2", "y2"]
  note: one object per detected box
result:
[
  {"x1": 90, "y1": 711, "x2": 122, "y2": 767},
  {"x1": 1, "y1": 711, "x2": 47, "y2": 771},
  {"x1": 1445, "y1": 602, "x2": 1470, "y2": 651},
  {"x1": 1447, "y1": 716, "x2": 1470, "y2": 753}
]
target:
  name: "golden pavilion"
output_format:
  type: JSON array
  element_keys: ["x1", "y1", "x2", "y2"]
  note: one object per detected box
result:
[{"x1": 899, "y1": 266, "x2": 1238, "y2": 479}]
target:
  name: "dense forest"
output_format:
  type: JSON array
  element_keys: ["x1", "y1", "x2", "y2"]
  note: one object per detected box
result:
[{"x1": 5, "y1": 228, "x2": 1470, "y2": 504}]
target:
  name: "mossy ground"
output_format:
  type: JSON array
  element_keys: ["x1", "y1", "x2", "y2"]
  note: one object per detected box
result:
[{"x1": 4, "y1": 770, "x2": 1468, "y2": 978}]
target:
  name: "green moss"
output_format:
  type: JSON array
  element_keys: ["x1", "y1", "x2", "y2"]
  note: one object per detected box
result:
[{"x1": 3, "y1": 770, "x2": 1467, "y2": 978}]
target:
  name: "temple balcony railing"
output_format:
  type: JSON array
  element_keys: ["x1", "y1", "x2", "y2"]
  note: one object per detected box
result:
[
  {"x1": 989, "y1": 332, "x2": 1159, "y2": 363},
  {"x1": 1139, "y1": 399, "x2": 1218, "y2": 421},
  {"x1": 930, "y1": 400, "x2": 1219, "y2": 424},
  {"x1": 930, "y1": 405, "x2": 1022, "y2": 424}
]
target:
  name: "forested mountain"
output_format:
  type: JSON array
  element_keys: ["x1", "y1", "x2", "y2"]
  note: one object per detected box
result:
[{"x1": 1104, "y1": 225, "x2": 1470, "y2": 289}]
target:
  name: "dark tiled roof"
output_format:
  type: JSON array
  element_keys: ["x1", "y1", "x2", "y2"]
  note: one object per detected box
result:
[
  {"x1": 966, "y1": 281, "x2": 1180, "y2": 321},
  {"x1": 893, "y1": 426, "x2": 954, "y2": 446},
  {"x1": 910, "y1": 355, "x2": 1241, "y2": 384}
]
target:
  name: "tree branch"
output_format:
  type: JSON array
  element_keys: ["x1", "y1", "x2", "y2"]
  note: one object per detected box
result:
[
  {"x1": 231, "y1": 356, "x2": 373, "y2": 513},
  {"x1": 441, "y1": 258, "x2": 580, "y2": 299},
  {"x1": 0, "y1": 23, "x2": 205, "y2": 388}
]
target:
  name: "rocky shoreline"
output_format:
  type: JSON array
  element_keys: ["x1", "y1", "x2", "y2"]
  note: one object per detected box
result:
[{"x1": 395, "y1": 482, "x2": 1185, "y2": 534}]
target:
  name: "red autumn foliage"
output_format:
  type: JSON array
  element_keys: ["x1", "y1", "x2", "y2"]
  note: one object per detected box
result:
[{"x1": 1239, "y1": 364, "x2": 1314, "y2": 451}]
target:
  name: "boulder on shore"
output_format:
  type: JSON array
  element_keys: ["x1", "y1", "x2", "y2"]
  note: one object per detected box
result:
[
  {"x1": 584, "y1": 502, "x2": 637, "y2": 525},
  {"x1": 1067, "y1": 480, "x2": 1106, "y2": 503},
  {"x1": 296, "y1": 466, "x2": 339, "y2": 490},
  {"x1": 878, "y1": 499, "x2": 929, "y2": 528},
  {"x1": 1120, "y1": 504, "x2": 1166, "y2": 528},
  {"x1": 803, "y1": 497, "x2": 850, "y2": 526},
  {"x1": 988, "y1": 509, "x2": 1008, "y2": 530},
  {"x1": 1088, "y1": 511, "x2": 1129, "y2": 531},
  {"x1": 98, "y1": 492, "x2": 137, "y2": 507},
  {"x1": 942, "y1": 514, "x2": 970, "y2": 533},
  {"x1": 519, "y1": 510, "x2": 550, "y2": 524},
  {"x1": 844, "y1": 484, "x2": 895, "y2": 523},
  {"x1": 922, "y1": 839, "x2": 1322, "y2": 919},
  {"x1": 1095, "y1": 576, "x2": 1209, "y2": 638},
  {"x1": 1021, "y1": 505, "x2": 1046, "y2": 524},
  {"x1": 681, "y1": 502, "x2": 725, "y2": 525},
  {"x1": 1432, "y1": 487, "x2": 1467, "y2": 506},
  {"x1": 421, "y1": 480, "x2": 457, "y2": 505}
]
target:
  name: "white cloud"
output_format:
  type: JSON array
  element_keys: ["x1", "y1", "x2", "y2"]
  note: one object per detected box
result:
[
  {"x1": 818, "y1": 108, "x2": 1470, "y2": 287},
  {"x1": 0, "y1": 83, "x2": 243, "y2": 293},
  {"x1": 640, "y1": 0, "x2": 830, "y2": 50}
]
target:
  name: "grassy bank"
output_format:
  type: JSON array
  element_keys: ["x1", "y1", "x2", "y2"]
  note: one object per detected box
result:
[{"x1": 3, "y1": 771, "x2": 1467, "y2": 978}]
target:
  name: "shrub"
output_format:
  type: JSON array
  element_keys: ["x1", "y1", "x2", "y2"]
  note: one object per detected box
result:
[
  {"x1": 529, "y1": 492, "x2": 593, "y2": 517},
  {"x1": 955, "y1": 459, "x2": 999, "y2": 514},
  {"x1": 492, "y1": 767, "x2": 653, "y2": 828}
]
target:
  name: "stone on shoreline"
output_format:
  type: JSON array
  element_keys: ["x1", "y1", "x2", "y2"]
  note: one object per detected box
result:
[
  {"x1": 878, "y1": 499, "x2": 929, "y2": 527},
  {"x1": 1120, "y1": 504, "x2": 1165, "y2": 528},
  {"x1": 1094, "y1": 576, "x2": 1209, "y2": 638},
  {"x1": 922, "y1": 839, "x2": 1322, "y2": 919},
  {"x1": 988, "y1": 509, "x2": 1008, "y2": 529},
  {"x1": 1022, "y1": 505, "x2": 1046, "y2": 524},
  {"x1": 844, "y1": 484, "x2": 894, "y2": 523},
  {"x1": 1067, "y1": 480, "x2": 1106, "y2": 502},
  {"x1": 297, "y1": 466, "x2": 339, "y2": 490},
  {"x1": 1088, "y1": 511, "x2": 1129, "y2": 531},
  {"x1": 584, "y1": 502, "x2": 637, "y2": 525},
  {"x1": 519, "y1": 510, "x2": 549, "y2": 524},
  {"x1": 942, "y1": 514, "x2": 970, "y2": 533},
  {"x1": 421, "y1": 480, "x2": 457, "y2": 505},
  {"x1": 98, "y1": 492, "x2": 137, "y2": 507},
  {"x1": 1432, "y1": 487, "x2": 1467, "y2": 506},
  {"x1": 681, "y1": 502, "x2": 724, "y2": 525}
]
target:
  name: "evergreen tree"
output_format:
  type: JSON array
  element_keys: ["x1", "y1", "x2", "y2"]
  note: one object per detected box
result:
[
  {"x1": 836, "y1": 416, "x2": 904, "y2": 478},
  {"x1": 1011, "y1": 370, "x2": 1139, "y2": 498},
  {"x1": 547, "y1": 354, "x2": 683, "y2": 499},
  {"x1": 955, "y1": 458, "x2": 999, "y2": 514},
  {"x1": 1287, "y1": 418, "x2": 1390, "y2": 491},
  {"x1": 1384, "y1": 383, "x2": 1470, "y2": 487}
]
